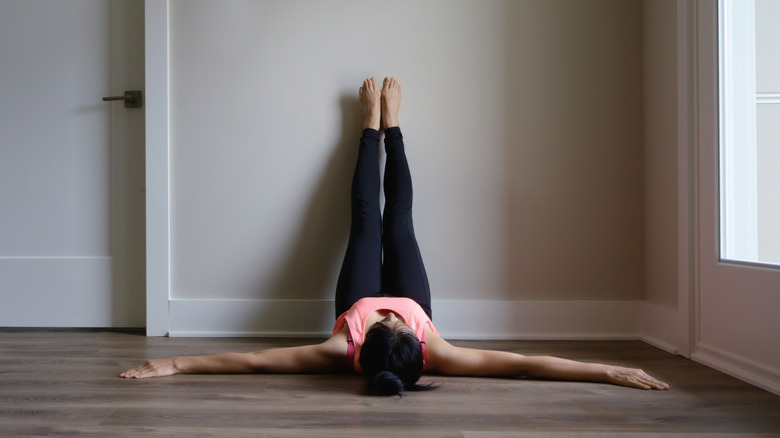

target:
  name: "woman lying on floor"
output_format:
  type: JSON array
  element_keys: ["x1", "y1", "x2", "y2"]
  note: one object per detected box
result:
[{"x1": 122, "y1": 77, "x2": 670, "y2": 396}]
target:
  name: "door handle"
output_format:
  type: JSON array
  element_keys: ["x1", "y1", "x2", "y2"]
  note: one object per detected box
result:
[{"x1": 103, "y1": 90, "x2": 142, "y2": 108}]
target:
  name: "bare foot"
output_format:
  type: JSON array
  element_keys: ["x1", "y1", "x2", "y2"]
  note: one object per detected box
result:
[
  {"x1": 359, "y1": 77, "x2": 381, "y2": 131},
  {"x1": 381, "y1": 77, "x2": 402, "y2": 129}
]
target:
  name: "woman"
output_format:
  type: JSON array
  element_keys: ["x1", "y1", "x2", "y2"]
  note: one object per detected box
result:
[{"x1": 121, "y1": 77, "x2": 670, "y2": 395}]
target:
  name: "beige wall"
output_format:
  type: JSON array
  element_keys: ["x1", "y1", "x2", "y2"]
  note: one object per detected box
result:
[
  {"x1": 169, "y1": 0, "x2": 645, "y2": 304},
  {"x1": 643, "y1": 0, "x2": 679, "y2": 308},
  {"x1": 504, "y1": 0, "x2": 645, "y2": 300}
]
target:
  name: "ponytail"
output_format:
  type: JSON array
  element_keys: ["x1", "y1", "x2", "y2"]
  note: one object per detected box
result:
[
  {"x1": 360, "y1": 324, "x2": 439, "y2": 396},
  {"x1": 368, "y1": 370, "x2": 438, "y2": 396},
  {"x1": 369, "y1": 371, "x2": 405, "y2": 396}
]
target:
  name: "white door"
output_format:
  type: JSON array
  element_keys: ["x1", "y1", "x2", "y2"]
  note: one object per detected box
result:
[
  {"x1": 692, "y1": 0, "x2": 780, "y2": 393},
  {"x1": 0, "y1": 0, "x2": 145, "y2": 327}
]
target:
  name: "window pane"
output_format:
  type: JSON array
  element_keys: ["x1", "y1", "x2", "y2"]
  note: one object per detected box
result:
[
  {"x1": 755, "y1": 0, "x2": 780, "y2": 92},
  {"x1": 719, "y1": 0, "x2": 780, "y2": 267},
  {"x1": 756, "y1": 104, "x2": 780, "y2": 264}
]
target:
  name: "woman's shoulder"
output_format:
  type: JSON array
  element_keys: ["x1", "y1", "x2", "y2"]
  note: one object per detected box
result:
[
  {"x1": 335, "y1": 323, "x2": 349, "y2": 337},
  {"x1": 321, "y1": 325, "x2": 350, "y2": 357},
  {"x1": 421, "y1": 327, "x2": 451, "y2": 373},
  {"x1": 424, "y1": 326, "x2": 444, "y2": 344}
]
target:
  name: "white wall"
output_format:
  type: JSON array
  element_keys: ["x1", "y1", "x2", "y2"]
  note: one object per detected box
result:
[{"x1": 165, "y1": 0, "x2": 646, "y2": 337}]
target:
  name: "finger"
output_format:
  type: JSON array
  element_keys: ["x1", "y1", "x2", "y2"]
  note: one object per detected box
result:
[
  {"x1": 643, "y1": 377, "x2": 668, "y2": 390},
  {"x1": 638, "y1": 370, "x2": 669, "y2": 390},
  {"x1": 629, "y1": 376, "x2": 651, "y2": 390},
  {"x1": 121, "y1": 365, "x2": 148, "y2": 379},
  {"x1": 651, "y1": 379, "x2": 670, "y2": 390}
]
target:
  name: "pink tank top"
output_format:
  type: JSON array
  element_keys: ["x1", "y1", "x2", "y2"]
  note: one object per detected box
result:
[{"x1": 332, "y1": 297, "x2": 438, "y2": 373}]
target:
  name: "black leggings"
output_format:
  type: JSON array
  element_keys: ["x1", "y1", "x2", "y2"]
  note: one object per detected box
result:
[{"x1": 334, "y1": 127, "x2": 432, "y2": 319}]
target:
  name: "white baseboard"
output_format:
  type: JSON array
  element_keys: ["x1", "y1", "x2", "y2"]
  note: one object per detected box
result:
[
  {"x1": 692, "y1": 343, "x2": 780, "y2": 396},
  {"x1": 639, "y1": 334, "x2": 680, "y2": 356},
  {"x1": 168, "y1": 298, "x2": 641, "y2": 340}
]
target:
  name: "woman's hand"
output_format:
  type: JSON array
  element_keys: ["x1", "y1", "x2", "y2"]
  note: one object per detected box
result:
[
  {"x1": 604, "y1": 365, "x2": 670, "y2": 390},
  {"x1": 120, "y1": 358, "x2": 179, "y2": 379},
  {"x1": 426, "y1": 333, "x2": 670, "y2": 390},
  {"x1": 119, "y1": 332, "x2": 349, "y2": 379}
]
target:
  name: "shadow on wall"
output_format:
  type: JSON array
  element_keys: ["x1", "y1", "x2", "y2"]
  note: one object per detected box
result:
[{"x1": 241, "y1": 95, "x2": 362, "y2": 330}]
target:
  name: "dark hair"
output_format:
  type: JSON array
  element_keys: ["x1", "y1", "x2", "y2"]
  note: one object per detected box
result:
[{"x1": 359, "y1": 323, "x2": 438, "y2": 396}]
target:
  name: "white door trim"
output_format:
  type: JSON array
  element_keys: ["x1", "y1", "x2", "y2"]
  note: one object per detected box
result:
[
  {"x1": 145, "y1": 0, "x2": 170, "y2": 336},
  {"x1": 691, "y1": 0, "x2": 780, "y2": 396}
]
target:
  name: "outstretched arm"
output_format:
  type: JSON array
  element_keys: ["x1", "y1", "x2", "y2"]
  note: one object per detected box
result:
[
  {"x1": 120, "y1": 330, "x2": 349, "y2": 379},
  {"x1": 425, "y1": 334, "x2": 669, "y2": 391}
]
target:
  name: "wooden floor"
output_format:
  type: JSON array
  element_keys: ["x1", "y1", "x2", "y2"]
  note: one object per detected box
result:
[{"x1": 1, "y1": 331, "x2": 779, "y2": 437}]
